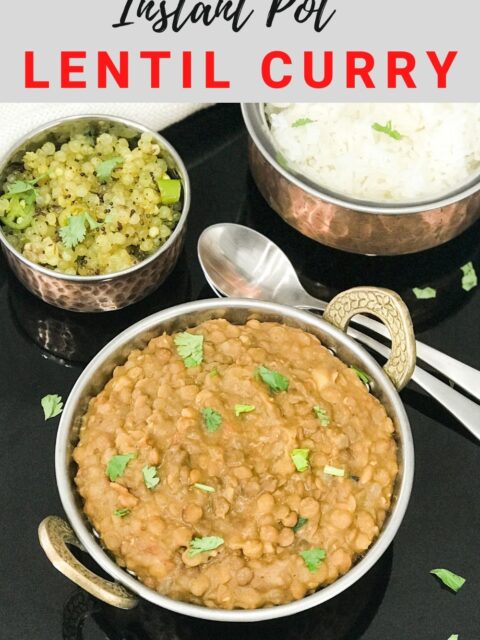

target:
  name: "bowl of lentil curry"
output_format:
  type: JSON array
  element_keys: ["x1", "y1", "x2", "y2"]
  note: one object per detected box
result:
[
  {"x1": 39, "y1": 292, "x2": 415, "y2": 622},
  {"x1": 0, "y1": 115, "x2": 190, "y2": 312}
]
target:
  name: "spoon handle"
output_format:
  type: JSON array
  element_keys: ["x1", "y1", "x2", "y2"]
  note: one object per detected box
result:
[
  {"x1": 345, "y1": 323, "x2": 480, "y2": 443},
  {"x1": 300, "y1": 295, "x2": 480, "y2": 402}
]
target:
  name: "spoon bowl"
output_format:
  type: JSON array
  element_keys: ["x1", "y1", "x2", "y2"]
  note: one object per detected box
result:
[{"x1": 197, "y1": 223, "x2": 315, "y2": 307}]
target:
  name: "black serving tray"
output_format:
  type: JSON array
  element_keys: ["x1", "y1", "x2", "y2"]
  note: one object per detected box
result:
[{"x1": 1, "y1": 104, "x2": 479, "y2": 640}]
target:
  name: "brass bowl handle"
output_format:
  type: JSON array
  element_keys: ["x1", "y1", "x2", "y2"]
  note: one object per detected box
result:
[
  {"x1": 38, "y1": 516, "x2": 138, "y2": 610},
  {"x1": 323, "y1": 287, "x2": 416, "y2": 391}
]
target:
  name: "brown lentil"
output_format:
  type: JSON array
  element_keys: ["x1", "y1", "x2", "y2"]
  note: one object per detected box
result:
[{"x1": 74, "y1": 319, "x2": 398, "y2": 610}]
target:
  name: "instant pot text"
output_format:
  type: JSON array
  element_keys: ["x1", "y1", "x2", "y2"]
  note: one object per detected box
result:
[{"x1": 112, "y1": 0, "x2": 336, "y2": 33}]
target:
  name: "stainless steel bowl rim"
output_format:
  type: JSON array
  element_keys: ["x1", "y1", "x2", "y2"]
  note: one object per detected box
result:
[
  {"x1": 56, "y1": 297, "x2": 414, "y2": 623},
  {"x1": 0, "y1": 114, "x2": 191, "y2": 283},
  {"x1": 241, "y1": 103, "x2": 480, "y2": 215}
]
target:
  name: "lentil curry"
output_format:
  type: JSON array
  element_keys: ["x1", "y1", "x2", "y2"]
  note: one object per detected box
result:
[{"x1": 74, "y1": 318, "x2": 398, "y2": 610}]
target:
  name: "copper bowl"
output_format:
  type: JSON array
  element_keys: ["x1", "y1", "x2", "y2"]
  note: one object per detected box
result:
[
  {"x1": 0, "y1": 115, "x2": 190, "y2": 312},
  {"x1": 241, "y1": 103, "x2": 480, "y2": 256}
]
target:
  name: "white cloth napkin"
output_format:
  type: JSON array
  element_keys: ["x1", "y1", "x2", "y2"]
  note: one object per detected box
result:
[{"x1": 0, "y1": 103, "x2": 211, "y2": 153}]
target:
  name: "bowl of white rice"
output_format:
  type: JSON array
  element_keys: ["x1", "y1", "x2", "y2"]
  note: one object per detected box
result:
[{"x1": 242, "y1": 103, "x2": 480, "y2": 255}]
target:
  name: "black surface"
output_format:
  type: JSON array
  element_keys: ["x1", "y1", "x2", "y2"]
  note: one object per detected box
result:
[{"x1": 1, "y1": 104, "x2": 479, "y2": 640}]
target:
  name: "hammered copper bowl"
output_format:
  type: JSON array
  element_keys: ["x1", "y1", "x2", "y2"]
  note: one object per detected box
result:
[
  {"x1": 0, "y1": 115, "x2": 190, "y2": 312},
  {"x1": 39, "y1": 292, "x2": 415, "y2": 622},
  {"x1": 242, "y1": 103, "x2": 480, "y2": 256}
]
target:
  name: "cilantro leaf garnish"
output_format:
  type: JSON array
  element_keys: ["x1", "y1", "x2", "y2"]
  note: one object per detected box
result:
[
  {"x1": 188, "y1": 536, "x2": 224, "y2": 557},
  {"x1": 292, "y1": 516, "x2": 308, "y2": 533},
  {"x1": 210, "y1": 368, "x2": 219, "y2": 378},
  {"x1": 6, "y1": 181, "x2": 35, "y2": 195},
  {"x1": 255, "y1": 365, "x2": 289, "y2": 393},
  {"x1": 96, "y1": 157, "x2": 124, "y2": 183},
  {"x1": 84, "y1": 212, "x2": 101, "y2": 230},
  {"x1": 60, "y1": 215, "x2": 87, "y2": 249},
  {"x1": 324, "y1": 465, "x2": 345, "y2": 477},
  {"x1": 201, "y1": 407, "x2": 222, "y2": 433},
  {"x1": 461, "y1": 262, "x2": 477, "y2": 292},
  {"x1": 372, "y1": 120, "x2": 403, "y2": 140},
  {"x1": 234, "y1": 404, "x2": 255, "y2": 417},
  {"x1": 194, "y1": 483, "x2": 216, "y2": 493},
  {"x1": 313, "y1": 405, "x2": 330, "y2": 426},
  {"x1": 300, "y1": 548, "x2": 326, "y2": 572},
  {"x1": 351, "y1": 366, "x2": 371, "y2": 385},
  {"x1": 106, "y1": 453, "x2": 136, "y2": 482},
  {"x1": 5, "y1": 179, "x2": 37, "y2": 196},
  {"x1": 4, "y1": 174, "x2": 46, "y2": 198},
  {"x1": 142, "y1": 465, "x2": 160, "y2": 490},
  {"x1": 6, "y1": 180, "x2": 33, "y2": 195},
  {"x1": 59, "y1": 213, "x2": 101, "y2": 249},
  {"x1": 430, "y1": 568, "x2": 466, "y2": 593},
  {"x1": 113, "y1": 508, "x2": 131, "y2": 518},
  {"x1": 174, "y1": 332, "x2": 204, "y2": 368},
  {"x1": 292, "y1": 117, "x2": 315, "y2": 128},
  {"x1": 413, "y1": 287, "x2": 437, "y2": 300},
  {"x1": 291, "y1": 448, "x2": 310, "y2": 473},
  {"x1": 41, "y1": 394, "x2": 63, "y2": 420}
]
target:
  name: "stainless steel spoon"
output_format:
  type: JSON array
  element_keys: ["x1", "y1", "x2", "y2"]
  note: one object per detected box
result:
[{"x1": 198, "y1": 223, "x2": 480, "y2": 441}]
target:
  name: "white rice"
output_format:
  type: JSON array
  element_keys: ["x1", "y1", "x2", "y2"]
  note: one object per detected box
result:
[{"x1": 266, "y1": 103, "x2": 480, "y2": 203}]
